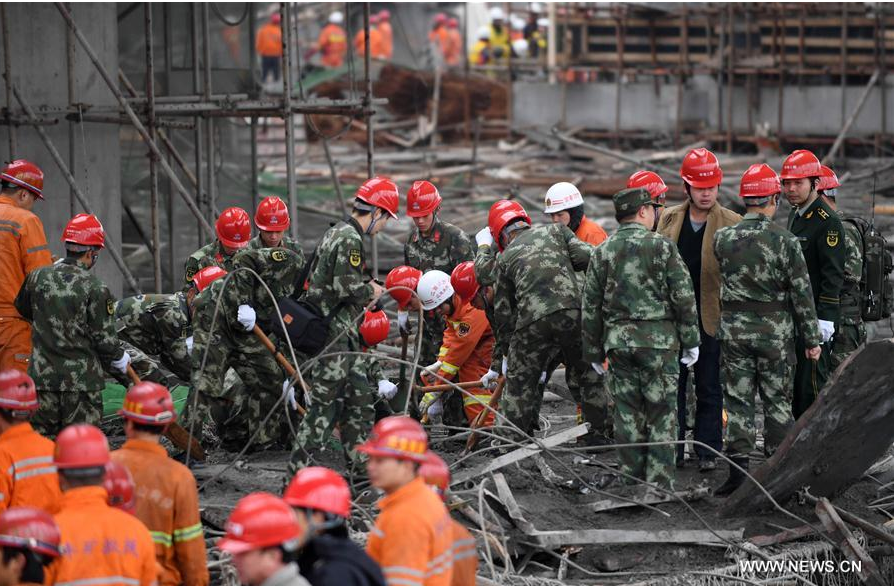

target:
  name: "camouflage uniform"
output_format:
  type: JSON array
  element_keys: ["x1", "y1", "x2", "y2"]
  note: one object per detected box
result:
[
  {"x1": 246, "y1": 234, "x2": 304, "y2": 255},
  {"x1": 581, "y1": 215, "x2": 699, "y2": 490},
  {"x1": 14, "y1": 258, "x2": 124, "y2": 434},
  {"x1": 714, "y1": 213, "x2": 822, "y2": 458},
  {"x1": 829, "y1": 218, "x2": 865, "y2": 371},
  {"x1": 493, "y1": 224, "x2": 608, "y2": 439},
  {"x1": 115, "y1": 293, "x2": 192, "y2": 383},
  {"x1": 289, "y1": 218, "x2": 376, "y2": 474},
  {"x1": 181, "y1": 240, "x2": 238, "y2": 294}
]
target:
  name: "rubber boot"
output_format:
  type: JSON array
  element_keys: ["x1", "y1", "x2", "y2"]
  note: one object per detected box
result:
[{"x1": 714, "y1": 456, "x2": 749, "y2": 497}]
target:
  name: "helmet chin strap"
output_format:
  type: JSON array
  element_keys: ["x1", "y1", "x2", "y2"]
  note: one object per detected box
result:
[{"x1": 365, "y1": 209, "x2": 382, "y2": 235}]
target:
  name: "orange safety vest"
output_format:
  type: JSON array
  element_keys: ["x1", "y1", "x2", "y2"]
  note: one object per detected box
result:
[
  {"x1": 576, "y1": 215, "x2": 608, "y2": 246},
  {"x1": 256, "y1": 23, "x2": 282, "y2": 57},
  {"x1": 354, "y1": 27, "x2": 387, "y2": 59},
  {"x1": 378, "y1": 21, "x2": 393, "y2": 59},
  {"x1": 445, "y1": 29, "x2": 462, "y2": 66},
  {"x1": 450, "y1": 521, "x2": 477, "y2": 586},
  {"x1": 0, "y1": 195, "x2": 51, "y2": 318},
  {"x1": 318, "y1": 24, "x2": 347, "y2": 68},
  {"x1": 0, "y1": 422, "x2": 60, "y2": 514}
]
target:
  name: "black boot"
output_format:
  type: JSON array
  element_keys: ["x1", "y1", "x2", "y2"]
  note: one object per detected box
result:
[{"x1": 714, "y1": 456, "x2": 749, "y2": 497}]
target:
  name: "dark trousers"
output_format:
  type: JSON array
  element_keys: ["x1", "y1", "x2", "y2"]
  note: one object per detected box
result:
[
  {"x1": 676, "y1": 329, "x2": 723, "y2": 461},
  {"x1": 261, "y1": 56, "x2": 281, "y2": 82}
]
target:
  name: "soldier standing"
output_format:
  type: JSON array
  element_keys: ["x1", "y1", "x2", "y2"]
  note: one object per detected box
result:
[
  {"x1": 712, "y1": 164, "x2": 823, "y2": 496},
  {"x1": 626, "y1": 170, "x2": 668, "y2": 229},
  {"x1": 582, "y1": 188, "x2": 700, "y2": 490},
  {"x1": 181, "y1": 207, "x2": 251, "y2": 293},
  {"x1": 782, "y1": 150, "x2": 845, "y2": 418},
  {"x1": 248, "y1": 196, "x2": 303, "y2": 254},
  {"x1": 14, "y1": 214, "x2": 130, "y2": 433}
]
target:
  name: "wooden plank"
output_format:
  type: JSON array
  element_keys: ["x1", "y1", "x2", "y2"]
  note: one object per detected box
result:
[
  {"x1": 585, "y1": 487, "x2": 710, "y2": 513},
  {"x1": 529, "y1": 528, "x2": 744, "y2": 547},
  {"x1": 748, "y1": 525, "x2": 815, "y2": 547},
  {"x1": 491, "y1": 473, "x2": 536, "y2": 533},
  {"x1": 815, "y1": 498, "x2": 887, "y2": 586}
]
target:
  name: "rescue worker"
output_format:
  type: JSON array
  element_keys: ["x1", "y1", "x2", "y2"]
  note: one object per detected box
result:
[
  {"x1": 0, "y1": 507, "x2": 60, "y2": 586},
  {"x1": 782, "y1": 149, "x2": 845, "y2": 418},
  {"x1": 543, "y1": 182, "x2": 607, "y2": 246},
  {"x1": 418, "y1": 453, "x2": 477, "y2": 586},
  {"x1": 111, "y1": 382, "x2": 209, "y2": 586},
  {"x1": 416, "y1": 271, "x2": 495, "y2": 429},
  {"x1": 386, "y1": 265, "x2": 422, "y2": 335},
  {"x1": 46, "y1": 424, "x2": 156, "y2": 586},
  {"x1": 256, "y1": 13, "x2": 283, "y2": 83},
  {"x1": 360, "y1": 416, "x2": 454, "y2": 586},
  {"x1": 469, "y1": 27, "x2": 492, "y2": 66},
  {"x1": 657, "y1": 148, "x2": 741, "y2": 471},
  {"x1": 103, "y1": 461, "x2": 135, "y2": 514},
  {"x1": 317, "y1": 12, "x2": 347, "y2": 69},
  {"x1": 445, "y1": 19, "x2": 462, "y2": 66},
  {"x1": 354, "y1": 14, "x2": 387, "y2": 60},
  {"x1": 817, "y1": 165, "x2": 865, "y2": 371},
  {"x1": 0, "y1": 160, "x2": 52, "y2": 373},
  {"x1": 217, "y1": 493, "x2": 311, "y2": 586},
  {"x1": 284, "y1": 467, "x2": 386, "y2": 586},
  {"x1": 0, "y1": 371, "x2": 60, "y2": 514},
  {"x1": 377, "y1": 10, "x2": 393, "y2": 60},
  {"x1": 487, "y1": 7, "x2": 512, "y2": 64},
  {"x1": 429, "y1": 14, "x2": 450, "y2": 64},
  {"x1": 14, "y1": 214, "x2": 130, "y2": 433},
  {"x1": 249, "y1": 196, "x2": 302, "y2": 254},
  {"x1": 523, "y1": 13, "x2": 547, "y2": 59},
  {"x1": 288, "y1": 178, "x2": 397, "y2": 475},
  {"x1": 627, "y1": 170, "x2": 668, "y2": 229},
  {"x1": 182, "y1": 206, "x2": 251, "y2": 293},
  {"x1": 713, "y1": 165, "x2": 823, "y2": 496},
  {"x1": 582, "y1": 188, "x2": 700, "y2": 491}
]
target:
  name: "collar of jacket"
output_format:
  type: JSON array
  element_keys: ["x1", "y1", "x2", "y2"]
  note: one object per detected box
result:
[
  {"x1": 377, "y1": 476, "x2": 426, "y2": 510},
  {"x1": 414, "y1": 217, "x2": 442, "y2": 243},
  {"x1": 0, "y1": 195, "x2": 16, "y2": 207},
  {"x1": 0, "y1": 421, "x2": 36, "y2": 442},
  {"x1": 261, "y1": 563, "x2": 303, "y2": 586},
  {"x1": 347, "y1": 216, "x2": 365, "y2": 237},
  {"x1": 743, "y1": 212, "x2": 769, "y2": 223},
  {"x1": 120, "y1": 438, "x2": 168, "y2": 457},
  {"x1": 800, "y1": 195, "x2": 823, "y2": 217},
  {"x1": 617, "y1": 222, "x2": 648, "y2": 233},
  {"x1": 61, "y1": 485, "x2": 109, "y2": 510}
]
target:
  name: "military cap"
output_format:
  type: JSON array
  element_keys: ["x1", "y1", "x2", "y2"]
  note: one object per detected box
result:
[{"x1": 612, "y1": 187, "x2": 652, "y2": 214}]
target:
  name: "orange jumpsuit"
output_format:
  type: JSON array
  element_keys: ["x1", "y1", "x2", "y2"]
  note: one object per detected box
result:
[
  {"x1": 0, "y1": 195, "x2": 52, "y2": 372},
  {"x1": 256, "y1": 22, "x2": 283, "y2": 57},
  {"x1": 318, "y1": 24, "x2": 347, "y2": 68},
  {"x1": 45, "y1": 486, "x2": 157, "y2": 586},
  {"x1": 450, "y1": 521, "x2": 476, "y2": 586},
  {"x1": 445, "y1": 29, "x2": 462, "y2": 66},
  {"x1": 436, "y1": 299, "x2": 495, "y2": 426},
  {"x1": 0, "y1": 422, "x2": 60, "y2": 514},
  {"x1": 354, "y1": 27, "x2": 387, "y2": 59},
  {"x1": 429, "y1": 27, "x2": 451, "y2": 63},
  {"x1": 378, "y1": 21, "x2": 393, "y2": 59},
  {"x1": 367, "y1": 477, "x2": 454, "y2": 586},
  {"x1": 575, "y1": 215, "x2": 607, "y2": 246},
  {"x1": 111, "y1": 439, "x2": 208, "y2": 586}
]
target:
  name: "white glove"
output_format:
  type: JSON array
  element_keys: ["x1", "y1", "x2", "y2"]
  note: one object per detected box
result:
[
  {"x1": 426, "y1": 396, "x2": 443, "y2": 417},
  {"x1": 591, "y1": 362, "x2": 605, "y2": 375},
  {"x1": 480, "y1": 369, "x2": 499, "y2": 389},
  {"x1": 237, "y1": 305, "x2": 256, "y2": 332},
  {"x1": 377, "y1": 380, "x2": 398, "y2": 400},
  {"x1": 475, "y1": 227, "x2": 494, "y2": 248},
  {"x1": 681, "y1": 347, "x2": 700, "y2": 367},
  {"x1": 501, "y1": 356, "x2": 508, "y2": 376},
  {"x1": 423, "y1": 361, "x2": 442, "y2": 375},
  {"x1": 538, "y1": 371, "x2": 547, "y2": 384},
  {"x1": 185, "y1": 336, "x2": 194, "y2": 355},
  {"x1": 818, "y1": 319, "x2": 835, "y2": 343},
  {"x1": 282, "y1": 379, "x2": 298, "y2": 411},
  {"x1": 397, "y1": 310, "x2": 410, "y2": 335},
  {"x1": 111, "y1": 351, "x2": 131, "y2": 375}
]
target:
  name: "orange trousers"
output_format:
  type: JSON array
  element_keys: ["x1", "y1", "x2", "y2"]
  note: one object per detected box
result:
[
  {"x1": 0, "y1": 317, "x2": 30, "y2": 372},
  {"x1": 455, "y1": 353, "x2": 495, "y2": 427}
]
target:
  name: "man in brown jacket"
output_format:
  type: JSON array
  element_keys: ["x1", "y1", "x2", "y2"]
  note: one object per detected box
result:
[{"x1": 657, "y1": 148, "x2": 741, "y2": 471}]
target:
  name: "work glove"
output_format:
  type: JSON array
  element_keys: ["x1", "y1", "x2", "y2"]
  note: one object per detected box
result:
[
  {"x1": 397, "y1": 310, "x2": 411, "y2": 336},
  {"x1": 237, "y1": 304, "x2": 256, "y2": 332},
  {"x1": 475, "y1": 227, "x2": 494, "y2": 248},
  {"x1": 591, "y1": 362, "x2": 606, "y2": 375},
  {"x1": 501, "y1": 356, "x2": 508, "y2": 376},
  {"x1": 111, "y1": 351, "x2": 131, "y2": 375},
  {"x1": 818, "y1": 319, "x2": 835, "y2": 343},
  {"x1": 282, "y1": 379, "x2": 298, "y2": 411},
  {"x1": 377, "y1": 380, "x2": 398, "y2": 400},
  {"x1": 426, "y1": 396, "x2": 443, "y2": 417},
  {"x1": 539, "y1": 371, "x2": 548, "y2": 384},
  {"x1": 480, "y1": 369, "x2": 499, "y2": 389},
  {"x1": 185, "y1": 336, "x2": 194, "y2": 355},
  {"x1": 680, "y1": 347, "x2": 700, "y2": 367}
]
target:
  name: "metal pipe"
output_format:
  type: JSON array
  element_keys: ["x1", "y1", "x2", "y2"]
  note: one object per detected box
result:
[
  {"x1": 248, "y1": 4, "x2": 258, "y2": 215},
  {"x1": 201, "y1": 3, "x2": 215, "y2": 219},
  {"x1": 363, "y1": 3, "x2": 377, "y2": 277},
  {"x1": 1, "y1": 4, "x2": 16, "y2": 159},
  {"x1": 163, "y1": 3, "x2": 174, "y2": 289},
  {"x1": 65, "y1": 2, "x2": 75, "y2": 215},
  {"x1": 191, "y1": 3, "x2": 206, "y2": 243},
  {"x1": 145, "y1": 2, "x2": 162, "y2": 292},
  {"x1": 280, "y1": 2, "x2": 297, "y2": 241}
]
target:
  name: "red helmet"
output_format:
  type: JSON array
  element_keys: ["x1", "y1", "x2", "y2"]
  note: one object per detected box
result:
[
  {"x1": 0, "y1": 507, "x2": 60, "y2": 558},
  {"x1": 54, "y1": 424, "x2": 109, "y2": 470},
  {"x1": 434, "y1": 13, "x2": 448, "y2": 25},
  {"x1": 254, "y1": 196, "x2": 291, "y2": 231},
  {"x1": 627, "y1": 170, "x2": 668, "y2": 205},
  {"x1": 0, "y1": 370, "x2": 38, "y2": 413},
  {"x1": 406, "y1": 181, "x2": 442, "y2": 218},
  {"x1": 356, "y1": 177, "x2": 399, "y2": 219},
  {"x1": 488, "y1": 200, "x2": 530, "y2": 251},
  {"x1": 378, "y1": 9, "x2": 390, "y2": 20},
  {"x1": 104, "y1": 461, "x2": 136, "y2": 514},
  {"x1": 192, "y1": 266, "x2": 228, "y2": 292},
  {"x1": 680, "y1": 148, "x2": 723, "y2": 188},
  {"x1": 447, "y1": 17, "x2": 459, "y2": 29},
  {"x1": 218, "y1": 493, "x2": 304, "y2": 554},
  {"x1": 270, "y1": 13, "x2": 281, "y2": 24},
  {"x1": 62, "y1": 213, "x2": 105, "y2": 248},
  {"x1": 356, "y1": 416, "x2": 428, "y2": 462},
  {"x1": 739, "y1": 164, "x2": 781, "y2": 199},
  {"x1": 215, "y1": 207, "x2": 251, "y2": 249},
  {"x1": 419, "y1": 451, "x2": 450, "y2": 501},
  {"x1": 450, "y1": 261, "x2": 479, "y2": 302},
  {"x1": 120, "y1": 382, "x2": 176, "y2": 427},
  {"x1": 385, "y1": 265, "x2": 422, "y2": 309},
  {"x1": 359, "y1": 310, "x2": 390, "y2": 347},
  {"x1": 0, "y1": 159, "x2": 44, "y2": 199},
  {"x1": 817, "y1": 165, "x2": 841, "y2": 193},
  {"x1": 283, "y1": 466, "x2": 351, "y2": 518},
  {"x1": 780, "y1": 149, "x2": 822, "y2": 181}
]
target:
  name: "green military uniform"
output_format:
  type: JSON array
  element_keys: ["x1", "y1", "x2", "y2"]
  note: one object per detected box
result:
[
  {"x1": 787, "y1": 197, "x2": 845, "y2": 417},
  {"x1": 181, "y1": 240, "x2": 239, "y2": 294},
  {"x1": 116, "y1": 293, "x2": 192, "y2": 383},
  {"x1": 14, "y1": 258, "x2": 124, "y2": 434},
  {"x1": 289, "y1": 218, "x2": 376, "y2": 474},
  {"x1": 581, "y1": 189, "x2": 699, "y2": 490},
  {"x1": 714, "y1": 213, "x2": 822, "y2": 459},
  {"x1": 830, "y1": 217, "x2": 865, "y2": 371},
  {"x1": 246, "y1": 234, "x2": 303, "y2": 255}
]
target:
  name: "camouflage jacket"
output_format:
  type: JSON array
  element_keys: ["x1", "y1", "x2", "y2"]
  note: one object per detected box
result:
[
  {"x1": 404, "y1": 218, "x2": 474, "y2": 274},
  {"x1": 839, "y1": 217, "x2": 864, "y2": 324},
  {"x1": 231, "y1": 247, "x2": 306, "y2": 325},
  {"x1": 494, "y1": 224, "x2": 592, "y2": 335},
  {"x1": 581, "y1": 223, "x2": 699, "y2": 363},
  {"x1": 115, "y1": 293, "x2": 192, "y2": 381},
  {"x1": 14, "y1": 258, "x2": 123, "y2": 392},
  {"x1": 474, "y1": 243, "x2": 499, "y2": 287},
  {"x1": 714, "y1": 213, "x2": 822, "y2": 347},
  {"x1": 246, "y1": 234, "x2": 304, "y2": 256},
  {"x1": 181, "y1": 240, "x2": 239, "y2": 293}
]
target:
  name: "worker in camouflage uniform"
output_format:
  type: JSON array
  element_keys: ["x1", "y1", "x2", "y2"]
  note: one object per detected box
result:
[
  {"x1": 14, "y1": 214, "x2": 131, "y2": 434},
  {"x1": 288, "y1": 178, "x2": 397, "y2": 475},
  {"x1": 485, "y1": 200, "x2": 609, "y2": 443},
  {"x1": 782, "y1": 150, "x2": 846, "y2": 418},
  {"x1": 181, "y1": 207, "x2": 251, "y2": 293},
  {"x1": 713, "y1": 165, "x2": 823, "y2": 496},
  {"x1": 247, "y1": 196, "x2": 303, "y2": 254},
  {"x1": 581, "y1": 188, "x2": 700, "y2": 491},
  {"x1": 817, "y1": 166, "x2": 866, "y2": 371}
]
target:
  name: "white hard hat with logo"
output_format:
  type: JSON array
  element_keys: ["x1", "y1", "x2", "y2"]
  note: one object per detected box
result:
[
  {"x1": 417, "y1": 270, "x2": 454, "y2": 311},
  {"x1": 543, "y1": 182, "x2": 584, "y2": 213}
]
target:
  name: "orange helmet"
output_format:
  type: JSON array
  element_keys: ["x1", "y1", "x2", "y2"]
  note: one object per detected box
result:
[
  {"x1": 0, "y1": 507, "x2": 60, "y2": 558},
  {"x1": 255, "y1": 196, "x2": 290, "y2": 231},
  {"x1": 356, "y1": 416, "x2": 428, "y2": 462},
  {"x1": 419, "y1": 451, "x2": 450, "y2": 501},
  {"x1": 817, "y1": 165, "x2": 841, "y2": 193},
  {"x1": 191, "y1": 266, "x2": 227, "y2": 292},
  {"x1": 104, "y1": 461, "x2": 136, "y2": 514},
  {"x1": 487, "y1": 200, "x2": 530, "y2": 251},
  {"x1": 356, "y1": 177, "x2": 399, "y2": 219},
  {"x1": 119, "y1": 382, "x2": 176, "y2": 427},
  {"x1": 218, "y1": 493, "x2": 304, "y2": 554},
  {"x1": 406, "y1": 180, "x2": 442, "y2": 217},
  {"x1": 283, "y1": 467, "x2": 351, "y2": 518},
  {"x1": 62, "y1": 214, "x2": 105, "y2": 248},
  {"x1": 739, "y1": 164, "x2": 780, "y2": 199},
  {"x1": 54, "y1": 424, "x2": 109, "y2": 470},
  {"x1": 0, "y1": 159, "x2": 44, "y2": 199},
  {"x1": 215, "y1": 207, "x2": 251, "y2": 249},
  {"x1": 450, "y1": 261, "x2": 479, "y2": 302},
  {"x1": 385, "y1": 266, "x2": 422, "y2": 309},
  {"x1": 0, "y1": 370, "x2": 38, "y2": 413},
  {"x1": 680, "y1": 148, "x2": 722, "y2": 189},
  {"x1": 359, "y1": 310, "x2": 390, "y2": 347},
  {"x1": 780, "y1": 149, "x2": 822, "y2": 181},
  {"x1": 626, "y1": 170, "x2": 667, "y2": 206}
]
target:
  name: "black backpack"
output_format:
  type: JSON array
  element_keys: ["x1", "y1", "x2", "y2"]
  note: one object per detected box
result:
[{"x1": 843, "y1": 216, "x2": 893, "y2": 322}]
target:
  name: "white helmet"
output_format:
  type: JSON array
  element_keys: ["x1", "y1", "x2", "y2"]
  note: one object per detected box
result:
[
  {"x1": 489, "y1": 6, "x2": 505, "y2": 21},
  {"x1": 531, "y1": 2, "x2": 543, "y2": 13},
  {"x1": 512, "y1": 39, "x2": 529, "y2": 58},
  {"x1": 510, "y1": 14, "x2": 526, "y2": 31},
  {"x1": 417, "y1": 270, "x2": 454, "y2": 311},
  {"x1": 543, "y1": 182, "x2": 584, "y2": 213},
  {"x1": 329, "y1": 11, "x2": 344, "y2": 24},
  {"x1": 537, "y1": 17, "x2": 550, "y2": 28},
  {"x1": 476, "y1": 25, "x2": 491, "y2": 41}
]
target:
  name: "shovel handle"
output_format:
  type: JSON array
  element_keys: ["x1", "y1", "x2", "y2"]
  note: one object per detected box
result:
[
  {"x1": 252, "y1": 325, "x2": 308, "y2": 416},
  {"x1": 125, "y1": 365, "x2": 141, "y2": 385}
]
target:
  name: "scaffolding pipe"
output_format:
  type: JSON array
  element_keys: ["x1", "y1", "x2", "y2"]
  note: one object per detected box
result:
[
  {"x1": 11, "y1": 83, "x2": 142, "y2": 293},
  {"x1": 248, "y1": 5, "x2": 258, "y2": 215},
  {"x1": 281, "y1": 2, "x2": 297, "y2": 241},
  {"x1": 192, "y1": 3, "x2": 205, "y2": 241},
  {"x1": 1, "y1": 4, "x2": 16, "y2": 159},
  {"x1": 65, "y1": 2, "x2": 76, "y2": 215},
  {"x1": 163, "y1": 4, "x2": 175, "y2": 287},
  {"x1": 53, "y1": 2, "x2": 215, "y2": 240},
  {"x1": 145, "y1": 2, "x2": 162, "y2": 292},
  {"x1": 363, "y1": 2, "x2": 377, "y2": 277},
  {"x1": 201, "y1": 3, "x2": 215, "y2": 218}
]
